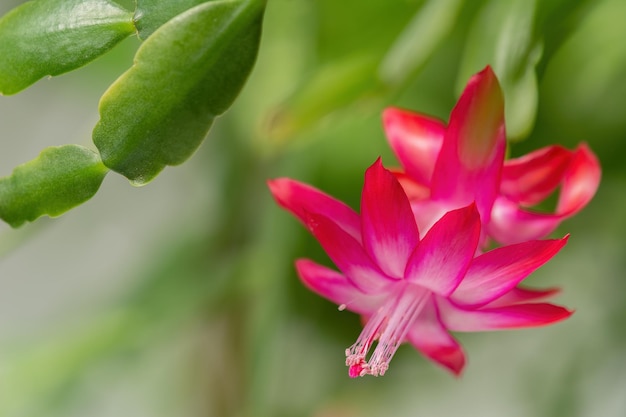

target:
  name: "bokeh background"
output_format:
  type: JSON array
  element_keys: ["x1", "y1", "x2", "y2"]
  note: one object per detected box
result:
[{"x1": 1, "y1": 0, "x2": 626, "y2": 416}]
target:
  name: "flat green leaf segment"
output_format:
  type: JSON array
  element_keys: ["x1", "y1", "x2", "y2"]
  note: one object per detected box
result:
[
  {"x1": 0, "y1": 146, "x2": 108, "y2": 227},
  {"x1": 93, "y1": 0, "x2": 265, "y2": 185},
  {"x1": 134, "y1": 0, "x2": 214, "y2": 40},
  {"x1": 0, "y1": 0, "x2": 134, "y2": 95}
]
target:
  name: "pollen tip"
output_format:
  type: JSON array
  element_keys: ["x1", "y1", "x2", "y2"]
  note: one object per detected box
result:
[
  {"x1": 369, "y1": 363, "x2": 388, "y2": 377},
  {"x1": 348, "y1": 360, "x2": 368, "y2": 378},
  {"x1": 338, "y1": 304, "x2": 347, "y2": 311}
]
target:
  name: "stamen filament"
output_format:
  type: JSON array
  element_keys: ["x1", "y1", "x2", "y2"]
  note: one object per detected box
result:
[{"x1": 345, "y1": 284, "x2": 430, "y2": 377}]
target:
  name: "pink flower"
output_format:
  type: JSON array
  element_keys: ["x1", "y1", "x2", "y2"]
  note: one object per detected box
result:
[
  {"x1": 268, "y1": 159, "x2": 571, "y2": 377},
  {"x1": 384, "y1": 66, "x2": 600, "y2": 245}
]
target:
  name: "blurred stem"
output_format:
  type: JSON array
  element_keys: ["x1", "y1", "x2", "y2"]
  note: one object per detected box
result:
[{"x1": 200, "y1": 114, "x2": 320, "y2": 416}]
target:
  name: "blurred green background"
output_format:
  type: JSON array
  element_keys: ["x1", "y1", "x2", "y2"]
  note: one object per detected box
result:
[{"x1": 1, "y1": 0, "x2": 626, "y2": 416}]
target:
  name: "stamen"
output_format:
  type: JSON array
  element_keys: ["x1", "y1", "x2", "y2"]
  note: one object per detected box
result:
[
  {"x1": 345, "y1": 305, "x2": 386, "y2": 377},
  {"x1": 345, "y1": 284, "x2": 429, "y2": 377}
]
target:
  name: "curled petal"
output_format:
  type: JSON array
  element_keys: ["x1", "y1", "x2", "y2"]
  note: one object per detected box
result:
[
  {"x1": 361, "y1": 158, "x2": 420, "y2": 278},
  {"x1": 295, "y1": 259, "x2": 383, "y2": 315},
  {"x1": 489, "y1": 198, "x2": 569, "y2": 244},
  {"x1": 406, "y1": 298, "x2": 466, "y2": 376},
  {"x1": 405, "y1": 203, "x2": 481, "y2": 296},
  {"x1": 439, "y1": 300, "x2": 573, "y2": 332},
  {"x1": 501, "y1": 145, "x2": 572, "y2": 205},
  {"x1": 489, "y1": 144, "x2": 601, "y2": 245},
  {"x1": 268, "y1": 178, "x2": 361, "y2": 240},
  {"x1": 304, "y1": 212, "x2": 395, "y2": 293},
  {"x1": 430, "y1": 66, "x2": 506, "y2": 223},
  {"x1": 556, "y1": 143, "x2": 601, "y2": 216},
  {"x1": 452, "y1": 236, "x2": 568, "y2": 307},
  {"x1": 383, "y1": 107, "x2": 445, "y2": 186}
]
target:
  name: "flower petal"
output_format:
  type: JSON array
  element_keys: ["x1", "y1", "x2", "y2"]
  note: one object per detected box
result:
[
  {"x1": 451, "y1": 236, "x2": 568, "y2": 307},
  {"x1": 392, "y1": 170, "x2": 431, "y2": 200},
  {"x1": 485, "y1": 286, "x2": 561, "y2": 308},
  {"x1": 383, "y1": 107, "x2": 445, "y2": 186},
  {"x1": 488, "y1": 197, "x2": 563, "y2": 243},
  {"x1": 295, "y1": 259, "x2": 383, "y2": 315},
  {"x1": 430, "y1": 66, "x2": 506, "y2": 223},
  {"x1": 556, "y1": 143, "x2": 601, "y2": 216},
  {"x1": 406, "y1": 298, "x2": 466, "y2": 375},
  {"x1": 361, "y1": 158, "x2": 420, "y2": 278},
  {"x1": 500, "y1": 145, "x2": 572, "y2": 205},
  {"x1": 304, "y1": 211, "x2": 395, "y2": 293},
  {"x1": 439, "y1": 299, "x2": 573, "y2": 332},
  {"x1": 409, "y1": 199, "x2": 453, "y2": 235},
  {"x1": 268, "y1": 178, "x2": 361, "y2": 240},
  {"x1": 405, "y1": 203, "x2": 481, "y2": 295},
  {"x1": 489, "y1": 143, "x2": 601, "y2": 245}
]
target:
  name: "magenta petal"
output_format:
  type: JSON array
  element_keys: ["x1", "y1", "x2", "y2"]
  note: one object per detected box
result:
[
  {"x1": 430, "y1": 66, "x2": 506, "y2": 223},
  {"x1": 361, "y1": 158, "x2": 420, "y2": 278},
  {"x1": 383, "y1": 107, "x2": 445, "y2": 186},
  {"x1": 268, "y1": 178, "x2": 361, "y2": 240},
  {"x1": 501, "y1": 145, "x2": 572, "y2": 205},
  {"x1": 556, "y1": 143, "x2": 601, "y2": 216},
  {"x1": 405, "y1": 204, "x2": 481, "y2": 296},
  {"x1": 406, "y1": 298, "x2": 466, "y2": 375},
  {"x1": 409, "y1": 199, "x2": 453, "y2": 236},
  {"x1": 485, "y1": 286, "x2": 561, "y2": 308},
  {"x1": 440, "y1": 300, "x2": 573, "y2": 332},
  {"x1": 304, "y1": 211, "x2": 395, "y2": 293},
  {"x1": 489, "y1": 143, "x2": 600, "y2": 245},
  {"x1": 392, "y1": 170, "x2": 431, "y2": 200},
  {"x1": 295, "y1": 259, "x2": 383, "y2": 315},
  {"x1": 451, "y1": 236, "x2": 568, "y2": 307},
  {"x1": 488, "y1": 197, "x2": 564, "y2": 244}
]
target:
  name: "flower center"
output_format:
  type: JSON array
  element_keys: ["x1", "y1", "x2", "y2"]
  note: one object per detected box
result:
[{"x1": 345, "y1": 283, "x2": 430, "y2": 377}]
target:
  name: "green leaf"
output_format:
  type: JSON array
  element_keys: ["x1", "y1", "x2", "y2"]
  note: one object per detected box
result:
[
  {"x1": 379, "y1": 0, "x2": 465, "y2": 85},
  {"x1": 0, "y1": 145, "x2": 108, "y2": 228},
  {"x1": 0, "y1": 0, "x2": 134, "y2": 95},
  {"x1": 135, "y1": 0, "x2": 214, "y2": 40},
  {"x1": 456, "y1": 0, "x2": 541, "y2": 141},
  {"x1": 93, "y1": 0, "x2": 266, "y2": 185}
]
